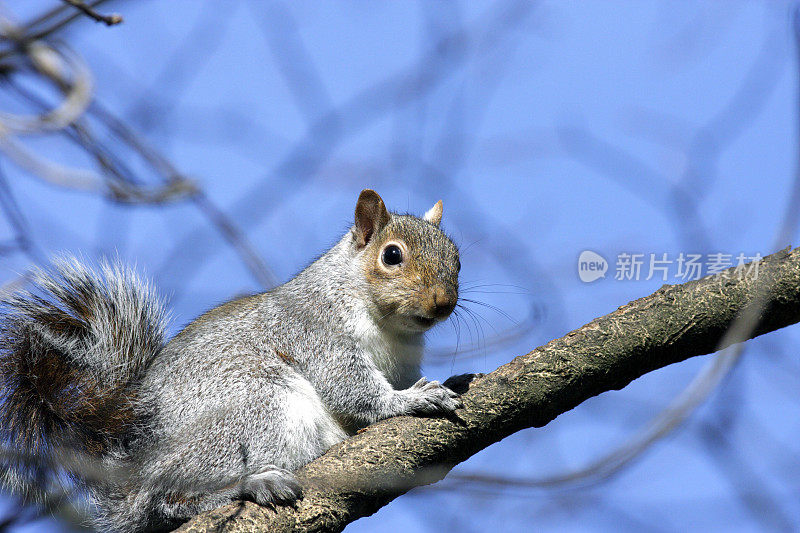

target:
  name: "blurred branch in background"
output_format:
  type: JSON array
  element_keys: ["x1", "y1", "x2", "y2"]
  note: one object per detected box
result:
[
  {"x1": 0, "y1": 1, "x2": 798, "y2": 532},
  {"x1": 60, "y1": 0, "x2": 122, "y2": 27},
  {"x1": 152, "y1": 0, "x2": 539, "y2": 301},
  {"x1": 0, "y1": 1, "x2": 278, "y2": 289},
  {"x1": 434, "y1": 2, "x2": 794, "y2": 508},
  {"x1": 8, "y1": 0, "x2": 111, "y2": 43}
]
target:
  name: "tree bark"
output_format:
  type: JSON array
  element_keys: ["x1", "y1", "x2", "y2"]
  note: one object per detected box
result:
[{"x1": 175, "y1": 246, "x2": 800, "y2": 533}]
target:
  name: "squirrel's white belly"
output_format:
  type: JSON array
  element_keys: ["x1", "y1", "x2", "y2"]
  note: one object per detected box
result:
[{"x1": 280, "y1": 373, "x2": 348, "y2": 466}]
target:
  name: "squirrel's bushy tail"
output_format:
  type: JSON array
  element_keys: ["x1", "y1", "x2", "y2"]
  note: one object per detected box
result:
[{"x1": 0, "y1": 257, "x2": 167, "y2": 466}]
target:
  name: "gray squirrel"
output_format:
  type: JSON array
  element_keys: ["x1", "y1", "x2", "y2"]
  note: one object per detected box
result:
[{"x1": 0, "y1": 189, "x2": 474, "y2": 532}]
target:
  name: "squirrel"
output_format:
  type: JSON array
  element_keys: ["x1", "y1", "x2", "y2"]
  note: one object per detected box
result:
[{"x1": 0, "y1": 189, "x2": 474, "y2": 532}]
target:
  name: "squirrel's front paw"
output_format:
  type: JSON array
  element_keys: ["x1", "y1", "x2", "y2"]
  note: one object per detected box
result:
[
  {"x1": 240, "y1": 467, "x2": 302, "y2": 506},
  {"x1": 402, "y1": 377, "x2": 463, "y2": 415}
]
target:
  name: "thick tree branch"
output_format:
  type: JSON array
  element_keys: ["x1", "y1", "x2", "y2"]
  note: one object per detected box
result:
[{"x1": 176, "y1": 246, "x2": 800, "y2": 533}]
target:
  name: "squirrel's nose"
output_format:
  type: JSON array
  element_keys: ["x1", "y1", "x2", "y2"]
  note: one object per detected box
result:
[{"x1": 430, "y1": 287, "x2": 457, "y2": 319}]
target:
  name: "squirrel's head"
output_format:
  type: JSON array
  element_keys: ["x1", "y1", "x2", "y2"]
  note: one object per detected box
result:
[{"x1": 353, "y1": 189, "x2": 459, "y2": 334}]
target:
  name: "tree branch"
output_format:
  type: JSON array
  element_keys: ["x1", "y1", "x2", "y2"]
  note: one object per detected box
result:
[
  {"x1": 176, "y1": 246, "x2": 800, "y2": 533},
  {"x1": 59, "y1": 0, "x2": 122, "y2": 27}
]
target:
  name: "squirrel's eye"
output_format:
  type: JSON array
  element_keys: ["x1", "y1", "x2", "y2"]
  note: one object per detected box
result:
[{"x1": 382, "y1": 245, "x2": 403, "y2": 266}]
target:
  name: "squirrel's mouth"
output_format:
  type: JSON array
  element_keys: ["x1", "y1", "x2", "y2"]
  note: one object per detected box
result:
[{"x1": 412, "y1": 315, "x2": 437, "y2": 328}]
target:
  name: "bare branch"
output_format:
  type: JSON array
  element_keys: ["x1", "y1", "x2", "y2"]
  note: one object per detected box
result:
[
  {"x1": 0, "y1": 10, "x2": 278, "y2": 289},
  {"x1": 59, "y1": 0, "x2": 122, "y2": 27}
]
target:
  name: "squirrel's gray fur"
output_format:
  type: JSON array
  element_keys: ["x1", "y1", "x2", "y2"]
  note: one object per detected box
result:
[{"x1": 0, "y1": 190, "x2": 468, "y2": 532}]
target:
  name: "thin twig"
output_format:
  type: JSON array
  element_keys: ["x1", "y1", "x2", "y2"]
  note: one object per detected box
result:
[{"x1": 59, "y1": 0, "x2": 122, "y2": 26}]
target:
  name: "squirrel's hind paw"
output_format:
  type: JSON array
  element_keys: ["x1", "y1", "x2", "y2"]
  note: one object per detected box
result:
[{"x1": 240, "y1": 467, "x2": 302, "y2": 506}]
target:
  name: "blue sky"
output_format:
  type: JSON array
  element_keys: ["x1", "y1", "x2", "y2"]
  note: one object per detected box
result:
[{"x1": 2, "y1": 1, "x2": 800, "y2": 531}]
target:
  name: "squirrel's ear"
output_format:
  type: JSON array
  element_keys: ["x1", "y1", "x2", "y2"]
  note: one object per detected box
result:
[
  {"x1": 423, "y1": 200, "x2": 443, "y2": 226},
  {"x1": 354, "y1": 189, "x2": 390, "y2": 248}
]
